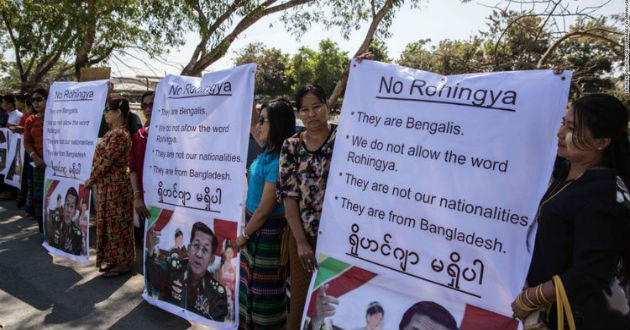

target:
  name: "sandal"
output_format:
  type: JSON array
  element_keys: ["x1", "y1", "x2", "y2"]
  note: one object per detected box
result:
[
  {"x1": 99, "y1": 264, "x2": 114, "y2": 273},
  {"x1": 101, "y1": 265, "x2": 132, "y2": 278}
]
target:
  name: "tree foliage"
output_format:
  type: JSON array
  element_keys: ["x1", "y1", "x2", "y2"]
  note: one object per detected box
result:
[
  {"x1": 0, "y1": 0, "x2": 182, "y2": 91},
  {"x1": 233, "y1": 42, "x2": 293, "y2": 98}
]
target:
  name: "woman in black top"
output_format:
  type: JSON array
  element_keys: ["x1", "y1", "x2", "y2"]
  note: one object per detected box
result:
[{"x1": 511, "y1": 94, "x2": 630, "y2": 329}]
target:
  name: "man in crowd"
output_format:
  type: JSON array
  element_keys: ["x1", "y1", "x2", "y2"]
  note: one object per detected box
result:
[
  {"x1": 145, "y1": 221, "x2": 228, "y2": 321},
  {"x1": 47, "y1": 187, "x2": 83, "y2": 255},
  {"x1": 0, "y1": 94, "x2": 22, "y2": 200}
]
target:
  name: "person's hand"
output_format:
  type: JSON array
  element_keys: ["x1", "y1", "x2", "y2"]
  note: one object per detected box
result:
[
  {"x1": 33, "y1": 155, "x2": 46, "y2": 168},
  {"x1": 511, "y1": 289, "x2": 535, "y2": 321},
  {"x1": 148, "y1": 228, "x2": 161, "y2": 251},
  {"x1": 553, "y1": 67, "x2": 565, "y2": 75},
  {"x1": 236, "y1": 235, "x2": 247, "y2": 248},
  {"x1": 297, "y1": 239, "x2": 318, "y2": 273},
  {"x1": 311, "y1": 284, "x2": 339, "y2": 330},
  {"x1": 134, "y1": 196, "x2": 150, "y2": 218},
  {"x1": 355, "y1": 52, "x2": 374, "y2": 63}
]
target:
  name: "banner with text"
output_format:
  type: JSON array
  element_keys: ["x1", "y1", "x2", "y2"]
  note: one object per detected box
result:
[
  {"x1": 4, "y1": 130, "x2": 25, "y2": 188},
  {"x1": 142, "y1": 64, "x2": 256, "y2": 329},
  {"x1": 42, "y1": 79, "x2": 107, "y2": 262},
  {"x1": 43, "y1": 80, "x2": 108, "y2": 182},
  {"x1": 301, "y1": 61, "x2": 571, "y2": 330},
  {"x1": 0, "y1": 128, "x2": 8, "y2": 176}
]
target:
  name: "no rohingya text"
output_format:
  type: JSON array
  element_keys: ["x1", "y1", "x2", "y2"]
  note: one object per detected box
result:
[
  {"x1": 378, "y1": 76, "x2": 517, "y2": 109},
  {"x1": 168, "y1": 81, "x2": 232, "y2": 96},
  {"x1": 54, "y1": 90, "x2": 94, "y2": 100}
]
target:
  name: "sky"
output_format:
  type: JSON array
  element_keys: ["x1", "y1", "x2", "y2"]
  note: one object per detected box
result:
[{"x1": 5, "y1": 0, "x2": 624, "y2": 78}]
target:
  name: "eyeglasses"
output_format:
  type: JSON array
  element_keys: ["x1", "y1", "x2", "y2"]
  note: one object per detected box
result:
[
  {"x1": 141, "y1": 102, "x2": 153, "y2": 110},
  {"x1": 257, "y1": 116, "x2": 269, "y2": 125},
  {"x1": 32, "y1": 97, "x2": 45, "y2": 103},
  {"x1": 190, "y1": 242, "x2": 212, "y2": 256}
]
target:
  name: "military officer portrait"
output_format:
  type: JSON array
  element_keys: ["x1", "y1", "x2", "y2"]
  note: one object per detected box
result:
[
  {"x1": 46, "y1": 186, "x2": 84, "y2": 255},
  {"x1": 145, "y1": 221, "x2": 229, "y2": 322}
]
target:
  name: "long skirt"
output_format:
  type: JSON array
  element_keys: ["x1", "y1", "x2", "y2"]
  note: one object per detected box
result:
[
  {"x1": 239, "y1": 212, "x2": 288, "y2": 330},
  {"x1": 286, "y1": 232, "x2": 317, "y2": 330},
  {"x1": 31, "y1": 167, "x2": 44, "y2": 232},
  {"x1": 95, "y1": 176, "x2": 135, "y2": 268}
]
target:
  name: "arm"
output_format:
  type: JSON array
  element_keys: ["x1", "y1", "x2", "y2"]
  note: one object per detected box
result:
[
  {"x1": 130, "y1": 171, "x2": 150, "y2": 218},
  {"x1": 86, "y1": 130, "x2": 127, "y2": 187},
  {"x1": 284, "y1": 197, "x2": 318, "y2": 272},
  {"x1": 23, "y1": 119, "x2": 45, "y2": 168},
  {"x1": 237, "y1": 182, "x2": 277, "y2": 247}
]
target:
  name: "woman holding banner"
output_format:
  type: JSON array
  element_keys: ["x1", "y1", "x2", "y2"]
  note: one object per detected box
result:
[
  {"x1": 278, "y1": 85, "x2": 337, "y2": 329},
  {"x1": 512, "y1": 94, "x2": 630, "y2": 329},
  {"x1": 86, "y1": 97, "x2": 135, "y2": 278},
  {"x1": 24, "y1": 88, "x2": 47, "y2": 233},
  {"x1": 238, "y1": 99, "x2": 296, "y2": 330}
]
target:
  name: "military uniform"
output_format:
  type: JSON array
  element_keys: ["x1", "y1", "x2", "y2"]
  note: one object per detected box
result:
[
  {"x1": 47, "y1": 209, "x2": 83, "y2": 255},
  {"x1": 146, "y1": 252, "x2": 228, "y2": 321}
]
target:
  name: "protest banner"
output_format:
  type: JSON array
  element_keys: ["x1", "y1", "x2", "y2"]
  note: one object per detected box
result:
[
  {"x1": 301, "y1": 61, "x2": 572, "y2": 330},
  {"x1": 4, "y1": 130, "x2": 25, "y2": 188},
  {"x1": 142, "y1": 64, "x2": 256, "y2": 329},
  {"x1": 0, "y1": 128, "x2": 8, "y2": 176},
  {"x1": 42, "y1": 79, "x2": 108, "y2": 262}
]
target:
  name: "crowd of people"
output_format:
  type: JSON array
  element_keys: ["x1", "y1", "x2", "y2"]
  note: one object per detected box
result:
[{"x1": 0, "y1": 74, "x2": 629, "y2": 330}]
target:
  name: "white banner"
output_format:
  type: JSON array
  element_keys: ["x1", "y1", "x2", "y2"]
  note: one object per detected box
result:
[
  {"x1": 43, "y1": 80, "x2": 108, "y2": 182},
  {"x1": 42, "y1": 79, "x2": 107, "y2": 262},
  {"x1": 4, "y1": 130, "x2": 25, "y2": 188},
  {"x1": 142, "y1": 64, "x2": 256, "y2": 329},
  {"x1": 301, "y1": 61, "x2": 572, "y2": 330},
  {"x1": 0, "y1": 128, "x2": 8, "y2": 176}
]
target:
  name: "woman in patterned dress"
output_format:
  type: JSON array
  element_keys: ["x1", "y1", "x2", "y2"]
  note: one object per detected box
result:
[
  {"x1": 86, "y1": 97, "x2": 135, "y2": 278},
  {"x1": 277, "y1": 85, "x2": 336, "y2": 329},
  {"x1": 238, "y1": 100, "x2": 296, "y2": 329}
]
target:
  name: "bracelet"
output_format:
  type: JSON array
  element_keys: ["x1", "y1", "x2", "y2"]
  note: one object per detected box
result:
[
  {"x1": 523, "y1": 288, "x2": 538, "y2": 308},
  {"x1": 516, "y1": 292, "x2": 538, "y2": 312},
  {"x1": 242, "y1": 231, "x2": 250, "y2": 240},
  {"x1": 537, "y1": 284, "x2": 551, "y2": 305},
  {"x1": 134, "y1": 191, "x2": 143, "y2": 197},
  {"x1": 29, "y1": 151, "x2": 36, "y2": 158}
]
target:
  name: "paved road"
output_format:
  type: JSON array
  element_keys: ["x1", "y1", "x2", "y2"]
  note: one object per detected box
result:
[{"x1": 0, "y1": 200, "x2": 207, "y2": 330}]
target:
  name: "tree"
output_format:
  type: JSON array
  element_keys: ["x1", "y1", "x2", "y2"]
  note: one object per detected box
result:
[
  {"x1": 398, "y1": 38, "x2": 485, "y2": 74},
  {"x1": 367, "y1": 39, "x2": 392, "y2": 63},
  {"x1": 177, "y1": 0, "x2": 314, "y2": 76},
  {"x1": 288, "y1": 40, "x2": 349, "y2": 97},
  {"x1": 233, "y1": 42, "x2": 293, "y2": 98},
  {"x1": 0, "y1": 0, "x2": 182, "y2": 91}
]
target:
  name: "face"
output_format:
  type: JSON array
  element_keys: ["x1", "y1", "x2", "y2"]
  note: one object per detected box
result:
[
  {"x1": 31, "y1": 93, "x2": 46, "y2": 113},
  {"x1": 224, "y1": 246, "x2": 234, "y2": 260},
  {"x1": 104, "y1": 103, "x2": 122, "y2": 125},
  {"x1": 367, "y1": 312, "x2": 383, "y2": 329},
  {"x1": 141, "y1": 94, "x2": 154, "y2": 125},
  {"x1": 257, "y1": 107, "x2": 270, "y2": 142},
  {"x1": 402, "y1": 314, "x2": 443, "y2": 330},
  {"x1": 557, "y1": 107, "x2": 605, "y2": 164},
  {"x1": 63, "y1": 194, "x2": 77, "y2": 224},
  {"x1": 15, "y1": 99, "x2": 24, "y2": 111},
  {"x1": 299, "y1": 93, "x2": 328, "y2": 131},
  {"x1": 81, "y1": 202, "x2": 87, "y2": 212},
  {"x1": 1, "y1": 99, "x2": 11, "y2": 111},
  {"x1": 188, "y1": 231, "x2": 214, "y2": 278}
]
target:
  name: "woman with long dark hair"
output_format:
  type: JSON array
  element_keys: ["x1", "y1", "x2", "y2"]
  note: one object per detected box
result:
[
  {"x1": 277, "y1": 85, "x2": 336, "y2": 329},
  {"x1": 512, "y1": 94, "x2": 630, "y2": 329},
  {"x1": 86, "y1": 96, "x2": 135, "y2": 278},
  {"x1": 24, "y1": 88, "x2": 47, "y2": 233},
  {"x1": 239, "y1": 99, "x2": 296, "y2": 329}
]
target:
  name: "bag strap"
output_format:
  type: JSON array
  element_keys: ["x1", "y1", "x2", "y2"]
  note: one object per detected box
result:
[{"x1": 553, "y1": 275, "x2": 576, "y2": 330}]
